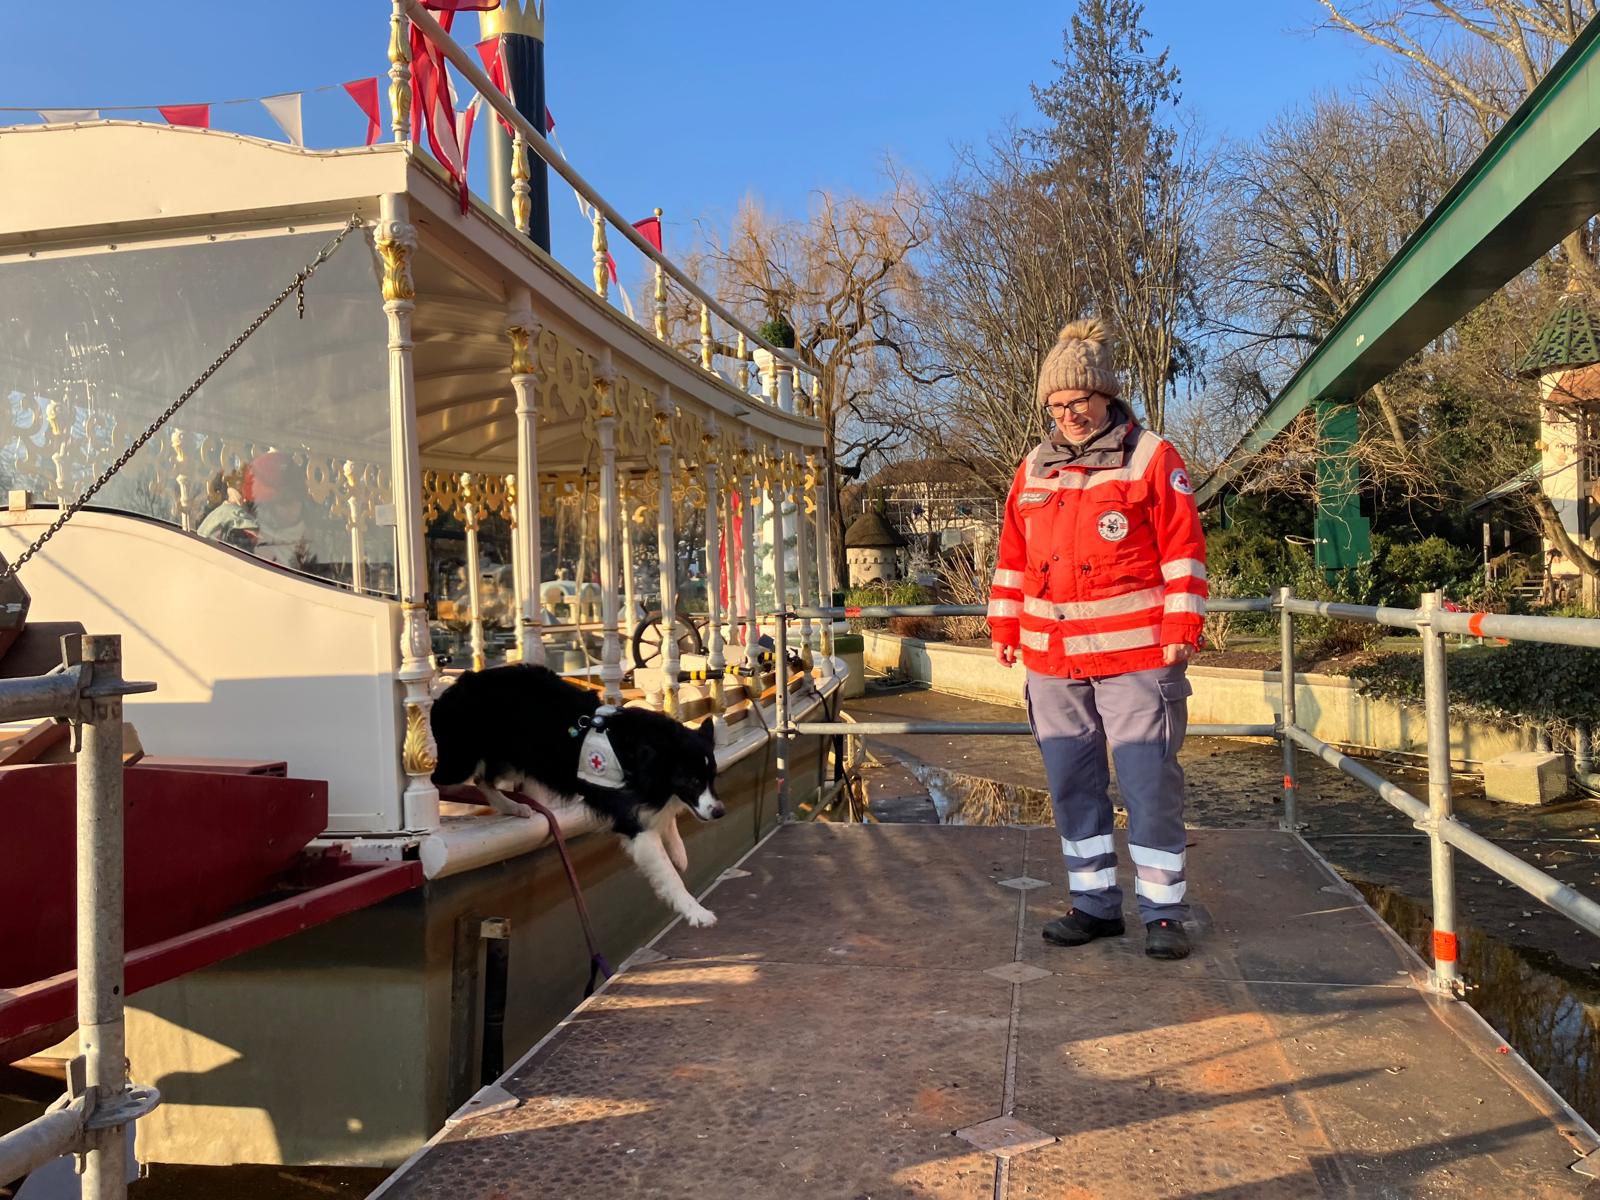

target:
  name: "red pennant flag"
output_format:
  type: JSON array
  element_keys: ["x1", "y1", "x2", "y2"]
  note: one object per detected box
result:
[
  {"x1": 474, "y1": 37, "x2": 518, "y2": 136},
  {"x1": 421, "y1": 1, "x2": 496, "y2": 9},
  {"x1": 606, "y1": 253, "x2": 618, "y2": 285},
  {"x1": 158, "y1": 104, "x2": 209, "y2": 129},
  {"x1": 545, "y1": 107, "x2": 555, "y2": 134},
  {"x1": 632, "y1": 215, "x2": 663, "y2": 252},
  {"x1": 343, "y1": 78, "x2": 381, "y2": 146}
]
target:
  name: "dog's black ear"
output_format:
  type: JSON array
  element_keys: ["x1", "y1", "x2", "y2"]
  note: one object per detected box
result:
[{"x1": 696, "y1": 716, "x2": 716, "y2": 745}]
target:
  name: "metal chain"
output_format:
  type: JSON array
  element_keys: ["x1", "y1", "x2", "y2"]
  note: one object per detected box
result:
[{"x1": 0, "y1": 215, "x2": 365, "y2": 584}]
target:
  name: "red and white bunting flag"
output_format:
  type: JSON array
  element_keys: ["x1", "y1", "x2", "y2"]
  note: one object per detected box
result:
[
  {"x1": 260, "y1": 92, "x2": 303, "y2": 147},
  {"x1": 158, "y1": 104, "x2": 209, "y2": 129},
  {"x1": 632, "y1": 215, "x2": 663, "y2": 252},
  {"x1": 342, "y1": 78, "x2": 381, "y2": 146},
  {"x1": 36, "y1": 108, "x2": 99, "y2": 124},
  {"x1": 421, "y1": 0, "x2": 497, "y2": 9},
  {"x1": 410, "y1": 13, "x2": 472, "y2": 210}
]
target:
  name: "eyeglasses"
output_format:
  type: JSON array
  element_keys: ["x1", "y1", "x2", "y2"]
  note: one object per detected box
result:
[{"x1": 1042, "y1": 395, "x2": 1101, "y2": 418}]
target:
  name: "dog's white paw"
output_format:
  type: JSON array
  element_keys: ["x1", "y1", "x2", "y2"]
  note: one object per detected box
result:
[
  {"x1": 507, "y1": 801, "x2": 535, "y2": 819},
  {"x1": 683, "y1": 904, "x2": 717, "y2": 928}
]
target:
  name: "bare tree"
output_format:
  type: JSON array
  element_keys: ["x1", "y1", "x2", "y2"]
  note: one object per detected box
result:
[
  {"x1": 702, "y1": 172, "x2": 934, "y2": 583},
  {"x1": 1317, "y1": 0, "x2": 1600, "y2": 282},
  {"x1": 1210, "y1": 87, "x2": 1474, "y2": 462},
  {"x1": 866, "y1": 128, "x2": 1098, "y2": 497}
]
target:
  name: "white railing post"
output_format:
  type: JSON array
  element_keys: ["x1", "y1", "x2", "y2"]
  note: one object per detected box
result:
[
  {"x1": 378, "y1": 194, "x2": 439, "y2": 831},
  {"x1": 1420, "y1": 590, "x2": 1462, "y2": 997},
  {"x1": 594, "y1": 351, "x2": 624, "y2": 705},
  {"x1": 592, "y1": 209, "x2": 610, "y2": 301},
  {"x1": 656, "y1": 390, "x2": 680, "y2": 717},
  {"x1": 700, "y1": 304, "x2": 714, "y2": 373},
  {"x1": 507, "y1": 299, "x2": 545, "y2": 666},
  {"x1": 652, "y1": 207, "x2": 667, "y2": 341}
]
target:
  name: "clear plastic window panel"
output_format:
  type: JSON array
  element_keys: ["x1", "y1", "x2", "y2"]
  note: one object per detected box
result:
[{"x1": 0, "y1": 228, "x2": 396, "y2": 593}]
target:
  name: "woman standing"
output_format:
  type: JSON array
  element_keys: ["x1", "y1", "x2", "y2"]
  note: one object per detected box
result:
[{"x1": 987, "y1": 320, "x2": 1207, "y2": 960}]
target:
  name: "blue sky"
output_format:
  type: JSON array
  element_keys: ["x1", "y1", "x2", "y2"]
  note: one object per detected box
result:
[{"x1": 1, "y1": 3, "x2": 1383, "y2": 279}]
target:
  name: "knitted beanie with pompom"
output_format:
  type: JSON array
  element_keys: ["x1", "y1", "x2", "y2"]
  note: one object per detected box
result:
[{"x1": 1036, "y1": 318, "x2": 1120, "y2": 405}]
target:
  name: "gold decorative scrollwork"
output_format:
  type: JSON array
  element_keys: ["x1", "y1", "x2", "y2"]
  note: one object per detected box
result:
[
  {"x1": 403, "y1": 702, "x2": 437, "y2": 775},
  {"x1": 376, "y1": 229, "x2": 415, "y2": 303}
]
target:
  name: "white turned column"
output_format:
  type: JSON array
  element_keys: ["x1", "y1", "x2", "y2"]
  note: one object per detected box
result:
[
  {"x1": 378, "y1": 195, "x2": 438, "y2": 831},
  {"x1": 507, "y1": 300, "x2": 545, "y2": 666},
  {"x1": 344, "y1": 461, "x2": 368, "y2": 595},
  {"x1": 797, "y1": 452, "x2": 817, "y2": 669},
  {"x1": 776, "y1": 363, "x2": 794, "y2": 413},
  {"x1": 505, "y1": 472, "x2": 523, "y2": 655},
  {"x1": 655, "y1": 389, "x2": 680, "y2": 717},
  {"x1": 771, "y1": 456, "x2": 790, "y2": 686},
  {"x1": 388, "y1": 0, "x2": 410, "y2": 144},
  {"x1": 815, "y1": 446, "x2": 836, "y2": 678},
  {"x1": 740, "y1": 437, "x2": 762, "y2": 678},
  {"x1": 620, "y1": 475, "x2": 638, "y2": 652},
  {"x1": 723, "y1": 477, "x2": 741, "y2": 683},
  {"x1": 702, "y1": 421, "x2": 726, "y2": 723},
  {"x1": 461, "y1": 472, "x2": 486, "y2": 672},
  {"x1": 594, "y1": 352, "x2": 624, "y2": 705}
]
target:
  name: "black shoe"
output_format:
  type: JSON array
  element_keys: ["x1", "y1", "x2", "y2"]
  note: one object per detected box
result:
[
  {"x1": 1042, "y1": 909, "x2": 1125, "y2": 946},
  {"x1": 1145, "y1": 919, "x2": 1191, "y2": 960}
]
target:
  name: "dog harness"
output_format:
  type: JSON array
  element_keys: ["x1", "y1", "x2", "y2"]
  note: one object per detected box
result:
[{"x1": 576, "y1": 705, "x2": 627, "y2": 789}]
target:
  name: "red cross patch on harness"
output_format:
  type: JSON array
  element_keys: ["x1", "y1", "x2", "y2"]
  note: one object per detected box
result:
[{"x1": 588, "y1": 751, "x2": 607, "y2": 773}]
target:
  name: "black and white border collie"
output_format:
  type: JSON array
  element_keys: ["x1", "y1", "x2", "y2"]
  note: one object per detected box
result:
[{"x1": 430, "y1": 664, "x2": 726, "y2": 927}]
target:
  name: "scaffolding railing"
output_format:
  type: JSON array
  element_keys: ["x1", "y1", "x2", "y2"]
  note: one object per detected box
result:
[
  {"x1": 769, "y1": 588, "x2": 1600, "y2": 998},
  {"x1": 0, "y1": 635, "x2": 157, "y2": 1200}
]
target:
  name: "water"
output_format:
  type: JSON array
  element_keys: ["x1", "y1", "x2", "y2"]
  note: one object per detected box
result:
[
  {"x1": 1352, "y1": 879, "x2": 1600, "y2": 1131},
  {"x1": 900, "y1": 757, "x2": 1130, "y2": 829}
]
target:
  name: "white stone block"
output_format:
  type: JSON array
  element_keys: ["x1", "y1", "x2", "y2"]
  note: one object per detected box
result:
[{"x1": 1483, "y1": 750, "x2": 1570, "y2": 806}]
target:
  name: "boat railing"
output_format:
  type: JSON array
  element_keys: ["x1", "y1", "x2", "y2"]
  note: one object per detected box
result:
[
  {"x1": 771, "y1": 589, "x2": 1600, "y2": 999},
  {"x1": 0, "y1": 635, "x2": 157, "y2": 1200},
  {"x1": 395, "y1": 0, "x2": 820, "y2": 415}
]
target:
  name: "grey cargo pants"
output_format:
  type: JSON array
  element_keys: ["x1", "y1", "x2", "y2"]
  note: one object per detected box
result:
[{"x1": 1025, "y1": 665, "x2": 1192, "y2": 924}]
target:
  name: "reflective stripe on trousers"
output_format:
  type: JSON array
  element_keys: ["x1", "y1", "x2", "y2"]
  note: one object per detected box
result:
[{"x1": 1025, "y1": 664, "x2": 1192, "y2": 923}]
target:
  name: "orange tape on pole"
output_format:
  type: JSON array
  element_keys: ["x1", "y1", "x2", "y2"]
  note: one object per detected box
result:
[
  {"x1": 844, "y1": 606, "x2": 862, "y2": 618},
  {"x1": 1283, "y1": 775, "x2": 1295, "y2": 790},
  {"x1": 1467, "y1": 612, "x2": 1488, "y2": 637},
  {"x1": 1433, "y1": 930, "x2": 1459, "y2": 963}
]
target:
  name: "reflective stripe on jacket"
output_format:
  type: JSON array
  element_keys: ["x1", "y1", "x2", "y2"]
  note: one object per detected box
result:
[{"x1": 987, "y1": 425, "x2": 1207, "y2": 679}]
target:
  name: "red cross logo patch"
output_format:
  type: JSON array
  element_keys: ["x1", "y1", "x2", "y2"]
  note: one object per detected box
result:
[{"x1": 589, "y1": 752, "x2": 606, "y2": 772}]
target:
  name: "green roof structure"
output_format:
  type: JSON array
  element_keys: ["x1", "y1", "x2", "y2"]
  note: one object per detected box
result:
[{"x1": 1517, "y1": 289, "x2": 1600, "y2": 377}]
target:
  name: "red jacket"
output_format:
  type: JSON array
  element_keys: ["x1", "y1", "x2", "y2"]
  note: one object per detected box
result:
[{"x1": 987, "y1": 423, "x2": 1207, "y2": 679}]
